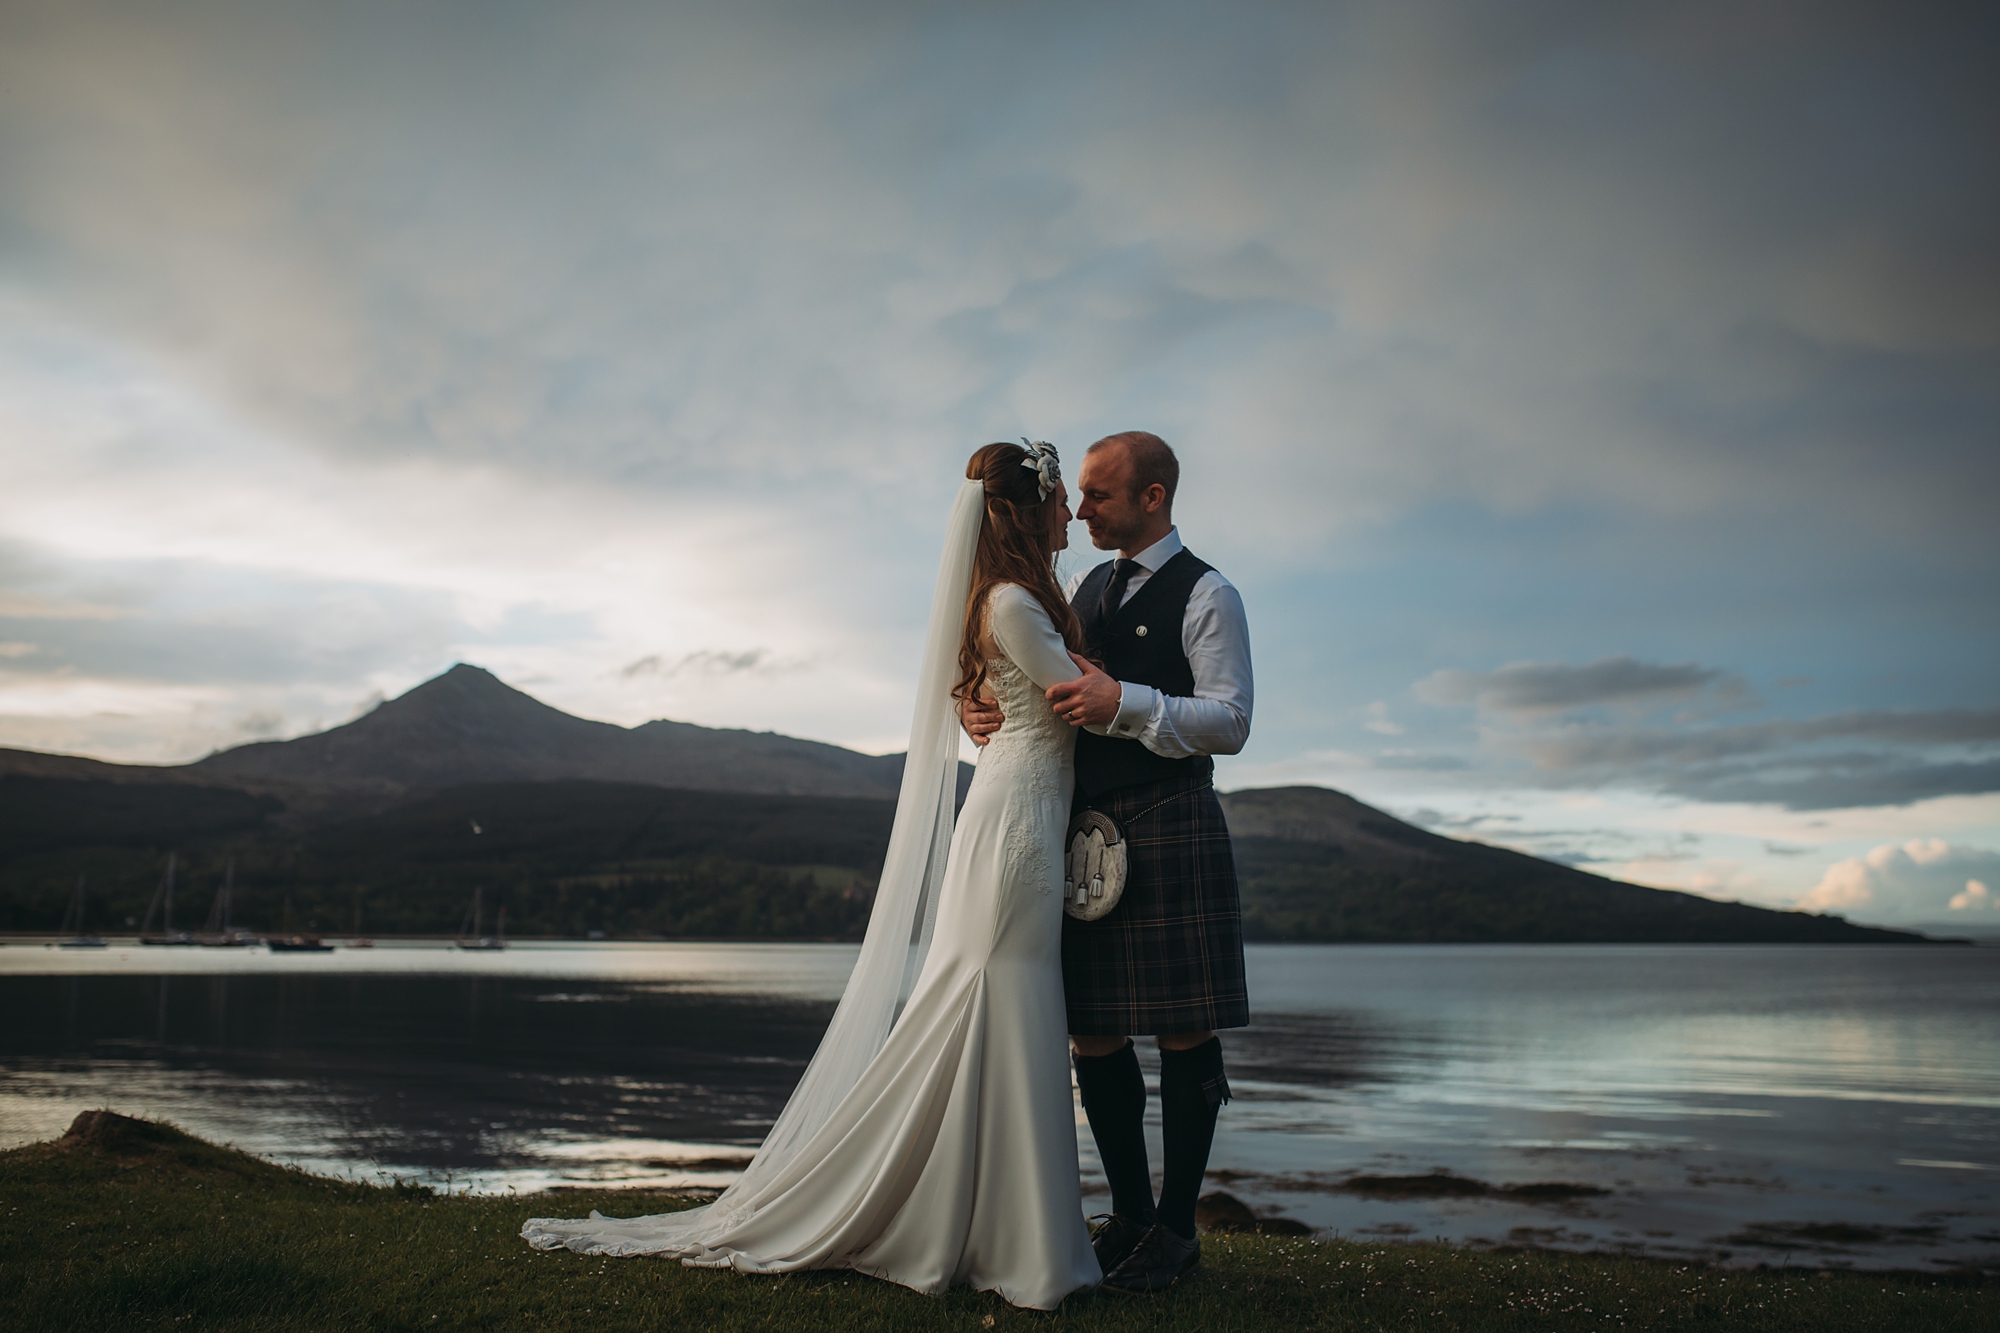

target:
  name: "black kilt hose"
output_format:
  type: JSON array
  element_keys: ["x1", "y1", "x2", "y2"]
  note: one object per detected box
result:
[{"x1": 1060, "y1": 773, "x2": 1250, "y2": 1037}]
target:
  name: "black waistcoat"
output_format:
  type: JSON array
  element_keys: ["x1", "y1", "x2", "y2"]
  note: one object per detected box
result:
[{"x1": 1071, "y1": 547, "x2": 1215, "y2": 801}]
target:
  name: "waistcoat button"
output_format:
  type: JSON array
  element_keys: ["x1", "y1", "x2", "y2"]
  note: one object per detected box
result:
[{"x1": 1135, "y1": 625, "x2": 1148, "y2": 637}]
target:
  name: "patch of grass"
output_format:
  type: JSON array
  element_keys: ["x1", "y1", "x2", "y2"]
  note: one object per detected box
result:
[{"x1": 2, "y1": 1114, "x2": 1990, "y2": 1332}]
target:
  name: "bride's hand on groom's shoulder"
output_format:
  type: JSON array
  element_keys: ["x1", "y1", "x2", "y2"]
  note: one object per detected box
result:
[
  {"x1": 1047, "y1": 653, "x2": 1120, "y2": 729},
  {"x1": 959, "y1": 694, "x2": 1005, "y2": 747}
]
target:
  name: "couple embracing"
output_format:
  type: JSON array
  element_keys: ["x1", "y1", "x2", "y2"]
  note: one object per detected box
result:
[{"x1": 525, "y1": 431, "x2": 1253, "y2": 1309}]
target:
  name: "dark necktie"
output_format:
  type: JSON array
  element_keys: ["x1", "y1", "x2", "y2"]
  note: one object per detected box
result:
[{"x1": 1098, "y1": 558, "x2": 1140, "y2": 627}]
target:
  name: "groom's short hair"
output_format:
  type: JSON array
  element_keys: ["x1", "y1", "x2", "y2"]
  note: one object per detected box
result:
[{"x1": 1088, "y1": 431, "x2": 1179, "y2": 507}]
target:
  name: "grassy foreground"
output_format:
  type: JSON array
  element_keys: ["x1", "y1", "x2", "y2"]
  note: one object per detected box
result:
[{"x1": 2, "y1": 1114, "x2": 1989, "y2": 1332}]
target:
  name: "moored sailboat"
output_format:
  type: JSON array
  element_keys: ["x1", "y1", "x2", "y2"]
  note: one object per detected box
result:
[
  {"x1": 455, "y1": 887, "x2": 506, "y2": 951},
  {"x1": 264, "y1": 891, "x2": 334, "y2": 952},
  {"x1": 347, "y1": 892, "x2": 374, "y2": 948},
  {"x1": 55, "y1": 874, "x2": 106, "y2": 948},
  {"x1": 264, "y1": 934, "x2": 334, "y2": 953},
  {"x1": 197, "y1": 860, "x2": 252, "y2": 947},
  {"x1": 139, "y1": 854, "x2": 197, "y2": 946}
]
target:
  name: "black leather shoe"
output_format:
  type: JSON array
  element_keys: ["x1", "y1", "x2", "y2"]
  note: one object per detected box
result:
[
  {"x1": 1099, "y1": 1222, "x2": 1201, "y2": 1296},
  {"x1": 1087, "y1": 1212, "x2": 1151, "y2": 1277}
]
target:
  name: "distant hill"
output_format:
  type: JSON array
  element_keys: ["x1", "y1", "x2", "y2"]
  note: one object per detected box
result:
[
  {"x1": 0, "y1": 664, "x2": 966, "y2": 819},
  {"x1": 0, "y1": 664, "x2": 1939, "y2": 943},
  {"x1": 1217, "y1": 787, "x2": 1918, "y2": 944},
  {"x1": 187, "y1": 663, "x2": 925, "y2": 802},
  {"x1": 0, "y1": 773, "x2": 1931, "y2": 944}
]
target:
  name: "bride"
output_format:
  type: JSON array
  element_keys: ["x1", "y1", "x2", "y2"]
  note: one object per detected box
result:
[{"x1": 522, "y1": 441, "x2": 1101, "y2": 1309}]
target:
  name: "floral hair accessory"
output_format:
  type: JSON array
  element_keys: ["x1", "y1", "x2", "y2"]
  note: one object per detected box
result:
[{"x1": 1020, "y1": 439, "x2": 1060, "y2": 501}]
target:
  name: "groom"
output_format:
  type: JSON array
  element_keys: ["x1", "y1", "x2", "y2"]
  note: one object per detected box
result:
[{"x1": 964, "y1": 430, "x2": 1253, "y2": 1295}]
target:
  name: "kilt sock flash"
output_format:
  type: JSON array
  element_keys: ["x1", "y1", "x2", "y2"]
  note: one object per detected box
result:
[
  {"x1": 1073, "y1": 1040, "x2": 1156, "y2": 1226},
  {"x1": 1157, "y1": 1037, "x2": 1231, "y2": 1241}
]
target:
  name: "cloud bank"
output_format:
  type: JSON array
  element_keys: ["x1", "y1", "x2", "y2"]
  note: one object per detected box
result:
[
  {"x1": 1415, "y1": 657, "x2": 1739, "y2": 717},
  {"x1": 1413, "y1": 652, "x2": 2000, "y2": 811},
  {"x1": 1798, "y1": 840, "x2": 2000, "y2": 925}
]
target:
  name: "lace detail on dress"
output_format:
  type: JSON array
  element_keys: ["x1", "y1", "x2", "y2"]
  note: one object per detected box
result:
[{"x1": 979, "y1": 654, "x2": 1071, "y2": 895}]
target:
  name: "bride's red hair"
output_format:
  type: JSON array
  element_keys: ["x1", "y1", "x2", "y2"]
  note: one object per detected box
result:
[{"x1": 954, "y1": 442, "x2": 1085, "y2": 706}]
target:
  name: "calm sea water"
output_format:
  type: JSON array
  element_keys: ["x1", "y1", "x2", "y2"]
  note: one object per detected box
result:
[{"x1": 2, "y1": 940, "x2": 1994, "y2": 1273}]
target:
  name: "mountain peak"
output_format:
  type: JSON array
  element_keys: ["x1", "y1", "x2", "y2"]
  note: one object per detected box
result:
[
  {"x1": 184, "y1": 663, "x2": 915, "y2": 802},
  {"x1": 373, "y1": 662, "x2": 569, "y2": 721}
]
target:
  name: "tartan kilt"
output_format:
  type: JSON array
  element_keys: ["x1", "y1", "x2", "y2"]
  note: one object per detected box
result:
[{"x1": 1061, "y1": 774, "x2": 1250, "y2": 1037}]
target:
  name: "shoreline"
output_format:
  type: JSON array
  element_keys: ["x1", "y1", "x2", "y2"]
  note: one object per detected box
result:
[{"x1": 3, "y1": 1112, "x2": 1993, "y2": 1332}]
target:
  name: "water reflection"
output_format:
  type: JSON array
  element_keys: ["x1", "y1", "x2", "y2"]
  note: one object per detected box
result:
[
  {"x1": 2, "y1": 941, "x2": 1995, "y2": 1271},
  {"x1": 1, "y1": 969, "x2": 835, "y2": 1190}
]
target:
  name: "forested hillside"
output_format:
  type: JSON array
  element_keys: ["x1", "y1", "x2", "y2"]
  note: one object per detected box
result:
[{"x1": 0, "y1": 774, "x2": 1930, "y2": 944}]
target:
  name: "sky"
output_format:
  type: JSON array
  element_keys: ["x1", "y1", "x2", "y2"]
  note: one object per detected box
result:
[{"x1": 1, "y1": 1, "x2": 1995, "y2": 929}]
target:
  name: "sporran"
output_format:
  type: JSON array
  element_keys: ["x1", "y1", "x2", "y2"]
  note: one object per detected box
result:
[{"x1": 1063, "y1": 809, "x2": 1126, "y2": 921}]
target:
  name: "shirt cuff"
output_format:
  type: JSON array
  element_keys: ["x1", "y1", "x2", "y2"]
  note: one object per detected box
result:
[{"x1": 1106, "y1": 683, "x2": 1158, "y2": 740}]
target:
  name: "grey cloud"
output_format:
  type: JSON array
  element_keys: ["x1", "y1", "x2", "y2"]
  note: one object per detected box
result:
[
  {"x1": 1630, "y1": 323, "x2": 2000, "y2": 538},
  {"x1": 1369, "y1": 752, "x2": 1471, "y2": 772},
  {"x1": 1415, "y1": 656, "x2": 1732, "y2": 716},
  {"x1": 0, "y1": 548, "x2": 475, "y2": 761},
  {"x1": 0, "y1": 615, "x2": 317, "y2": 690},
  {"x1": 0, "y1": 546, "x2": 142, "y2": 624},
  {"x1": 620, "y1": 649, "x2": 777, "y2": 679},
  {"x1": 1417, "y1": 642, "x2": 2000, "y2": 808},
  {"x1": 233, "y1": 709, "x2": 285, "y2": 740},
  {"x1": 0, "y1": 595, "x2": 128, "y2": 621},
  {"x1": 1663, "y1": 758, "x2": 2000, "y2": 812},
  {"x1": 1514, "y1": 710, "x2": 2000, "y2": 811},
  {"x1": 1523, "y1": 708, "x2": 2000, "y2": 770},
  {"x1": 0, "y1": 541, "x2": 465, "y2": 692},
  {"x1": 0, "y1": 0, "x2": 1992, "y2": 542},
  {"x1": 1398, "y1": 809, "x2": 1521, "y2": 832},
  {"x1": 1403, "y1": 809, "x2": 1652, "y2": 868}
]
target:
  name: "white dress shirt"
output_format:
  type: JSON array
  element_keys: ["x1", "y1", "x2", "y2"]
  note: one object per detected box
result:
[{"x1": 1063, "y1": 527, "x2": 1254, "y2": 759}]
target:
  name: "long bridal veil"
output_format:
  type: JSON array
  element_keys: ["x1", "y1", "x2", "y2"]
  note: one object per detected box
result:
[{"x1": 534, "y1": 477, "x2": 987, "y2": 1247}]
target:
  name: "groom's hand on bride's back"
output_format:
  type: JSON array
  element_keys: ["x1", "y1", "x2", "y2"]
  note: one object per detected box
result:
[
  {"x1": 1047, "y1": 653, "x2": 1120, "y2": 729},
  {"x1": 959, "y1": 694, "x2": 1005, "y2": 747}
]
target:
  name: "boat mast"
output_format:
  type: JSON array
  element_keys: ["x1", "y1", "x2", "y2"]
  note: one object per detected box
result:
[
  {"x1": 61, "y1": 875, "x2": 85, "y2": 934},
  {"x1": 140, "y1": 855, "x2": 172, "y2": 936},
  {"x1": 201, "y1": 860, "x2": 235, "y2": 937}
]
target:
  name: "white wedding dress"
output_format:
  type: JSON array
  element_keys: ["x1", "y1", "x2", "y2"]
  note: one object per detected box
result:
[{"x1": 523, "y1": 581, "x2": 1099, "y2": 1310}]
